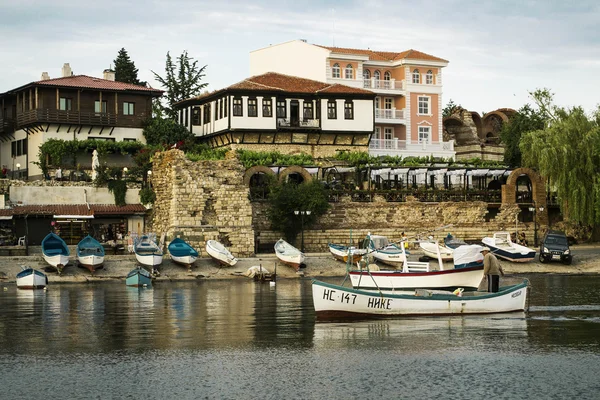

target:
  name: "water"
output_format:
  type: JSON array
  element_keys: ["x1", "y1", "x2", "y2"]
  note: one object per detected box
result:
[{"x1": 1, "y1": 275, "x2": 600, "y2": 399}]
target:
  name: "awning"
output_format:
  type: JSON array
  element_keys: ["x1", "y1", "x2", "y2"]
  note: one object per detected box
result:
[
  {"x1": 390, "y1": 168, "x2": 410, "y2": 176},
  {"x1": 446, "y1": 169, "x2": 466, "y2": 176},
  {"x1": 409, "y1": 168, "x2": 428, "y2": 176},
  {"x1": 370, "y1": 168, "x2": 391, "y2": 179},
  {"x1": 0, "y1": 216, "x2": 12, "y2": 220},
  {"x1": 432, "y1": 168, "x2": 448, "y2": 176},
  {"x1": 334, "y1": 167, "x2": 355, "y2": 173},
  {"x1": 466, "y1": 169, "x2": 489, "y2": 177},
  {"x1": 305, "y1": 167, "x2": 319, "y2": 175},
  {"x1": 488, "y1": 169, "x2": 507, "y2": 177},
  {"x1": 54, "y1": 215, "x2": 94, "y2": 219}
]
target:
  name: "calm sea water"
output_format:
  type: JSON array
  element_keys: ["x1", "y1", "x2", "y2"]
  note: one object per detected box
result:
[{"x1": 1, "y1": 274, "x2": 600, "y2": 399}]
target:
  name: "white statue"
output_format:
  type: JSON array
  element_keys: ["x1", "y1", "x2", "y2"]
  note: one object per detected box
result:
[{"x1": 91, "y1": 149, "x2": 100, "y2": 181}]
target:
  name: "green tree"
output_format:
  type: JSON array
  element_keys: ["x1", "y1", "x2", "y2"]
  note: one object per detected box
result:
[
  {"x1": 152, "y1": 51, "x2": 208, "y2": 119},
  {"x1": 442, "y1": 99, "x2": 460, "y2": 118},
  {"x1": 113, "y1": 48, "x2": 143, "y2": 85},
  {"x1": 520, "y1": 89, "x2": 600, "y2": 226},
  {"x1": 142, "y1": 117, "x2": 194, "y2": 146},
  {"x1": 499, "y1": 104, "x2": 546, "y2": 167},
  {"x1": 267, "y1": 180, "x2": 330, "y2": 242}
]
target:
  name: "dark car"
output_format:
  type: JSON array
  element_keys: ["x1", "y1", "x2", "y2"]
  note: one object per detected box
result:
[{"x1": 539, "y1": 230, "x2": 572, "y2": 265}]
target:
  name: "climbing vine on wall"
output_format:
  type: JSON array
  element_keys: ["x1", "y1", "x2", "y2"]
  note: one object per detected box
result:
[{"x1": 107, "y1": 179, "x2": 128, "y2": 206}]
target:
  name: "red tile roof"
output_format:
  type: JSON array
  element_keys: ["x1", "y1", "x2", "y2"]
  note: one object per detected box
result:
[
  {"x1": 31, "y1": 75, "x2": 163, "y2": 94},
  {"x1": 183, "y1": 72, "x2": 373, "y2": 103},
  {"x1": 3, "y1": 204, "x2": 147, "y2": 216},
  {"x1": 316, "y1": 45, "x2": 448, "y2": 63}
]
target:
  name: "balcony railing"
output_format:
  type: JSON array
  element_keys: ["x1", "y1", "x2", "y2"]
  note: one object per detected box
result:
[
  {"x1": 363, "y1": 78, "x2": 405, "y2": 91},
  {"x1": 375, "y1": 108, "x2": 405, "y2": 120},
  {"x1": 277, "y1": 118, "x2": 320, "y2": 129},
  {"x1": 13, "y1": 109, "x2": 147, "y2": 129},
  {"x1": 369, "y1": 138, "x2": 455, "y2": 157},
  {"x1": 0, "y1": 118, "x2": 15, "y2": 134},
  {"x1": 325, "y1": 189, "x2": 502, "y2": 204}
]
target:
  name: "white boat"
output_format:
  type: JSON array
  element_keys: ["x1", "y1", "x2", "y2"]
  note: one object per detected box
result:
[
  {"x1": 311, "y1": 279, "x2": 529, "y2": 319},
  {"x1": 350, "y1": 239, "x2": 483, "y2": 291},
  {"x1": 168, "y1": 238, "x2": 199, "y2": 267},
  {"x1": 328, "y1": 243, "x2": 367, "y2": 263},
  {"x1": 274, "y1": 239, "x2": 305, "y2": 270},
  {"x1": 76, "y1": 235, "x2": 105, "y2": 273},
  {"x1": 134, "y1": 235, "x2": 164, "y2": 267},
  {"x1": 453, "y1": 244, "x2": 485, "y2": 269},
  {"x1": 206, "y1": 240, "x2": 238, "y2": 267},
  {"x1": 482, "y1": 232, "x2": 536, "y2": 262},
  {"x1": 363, "y1": 234, "x2": 406, "y2": 268},
  {"x1": 16, "y1": 266, "x2": 48, "y2": 289},
  {"x1": 419, "y1": 240, "x2": 453, "y2": 261},
  {"x1": 41, "y1": 232, "x2": 70, "y2": 272}
]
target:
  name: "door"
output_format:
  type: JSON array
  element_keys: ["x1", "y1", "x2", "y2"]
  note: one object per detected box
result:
[{"x1": 290, "y1": 100, "x2": 299, "y2": 127}]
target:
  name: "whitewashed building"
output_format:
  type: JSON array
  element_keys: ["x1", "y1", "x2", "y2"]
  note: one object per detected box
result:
[{"x1": 250, "y1": 40, "x2": 455, "y2": 160}]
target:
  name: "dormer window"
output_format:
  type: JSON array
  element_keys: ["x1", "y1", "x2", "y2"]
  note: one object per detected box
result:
[
  {"x1": 345, "y1": 64, "x2": 353, "y2": 79},
  {"x1": 412, "y1": 69, "x2": 420, "y2": 84},
  {"x1": 426, "y1": 70, "x2": 433, "y2": 84},
  {"x1": 332, "y1": 63, "x2": 341, "y2": 78}
]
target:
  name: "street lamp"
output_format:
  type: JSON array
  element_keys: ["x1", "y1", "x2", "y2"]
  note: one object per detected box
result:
[
  {"x1": 15, "y1": 163, "x2": 20, "y2": 180},
  {"x1": 123, "y1": 167, "x2": 128, "y2": 177},
  {"x1": 528, "y1": 203, "x2": 545, "y2": 247},
  {"x1": 147, "y1": 170, "x2": 152, "y2": 188},
  {"x1": 294, "y1": 210, "x2": 311, "y2": 253}
]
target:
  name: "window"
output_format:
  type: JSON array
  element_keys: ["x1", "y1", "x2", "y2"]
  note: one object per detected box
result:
[
  {"x1": 276, "y1": 100, "x2": 286, "y2": 118},
  {"x1": 412, "y1": 69, "x2": 420, "y2": 84},
  {"x1": 374, "y1": 70, "x2": 381, "y2": 88},
  {"x1": 332, "y1": 63, "x2": 340, "y2": 78},
  {"x1": 94, "y1": 100, "x2": 107, "y2": 114},
  {"x1": 203, "y1": 104, "x2": 211, "y2": 123},
  {"x1": 247, "y1": 98, "x2": 258, "y2": 117},
  {"x1": 384, "y1": 71, "x2": 391, "y2": 81},
  {"x1": 184, "y1": 108, "x2": 188, "y2": 126},
  {"x1": 345, "y1": 64, "x2": 353, "y2": 79},
  {"x1": 426, "y1": 70, "x2": 433, "y2": 85},
  {"x1": 374, "y1": 126, "x2": 381, "y2": 139},
  {"x1": 384, "y1": 98, "x2": 393, "y2": 118},
  {"x1": 123, "y1": 102, "x2": 135, "y2": 115},
  {"x1": 384, "y1": 128, "x2": 394, "y2": 149},
  {"x1": 363, "y1": 69, "x2": 371, "y2": 79},
  {"x1": 123, "y1": 138, "x2": 137, "y2": 142},
  {"x1": 418, "y1": 96, "x2": 430, "y2": 115},
  {"x1": 11, "y1": 138, "x2": 27, "y2": 157},
  {"x1": 224, "y1": 97, "x2": 228, "y2": 117},
  {"x1": 418, "y1": 126, "x2": 431, "y2": 144},
  {"x1": 88, "y1": 137, "x2": 115, "y2": 142},
  {"x1": 303, "y1": 101, "x2": 313, "y2": 119},
  {"x1": 233, "y1": 97, "x2": 242, "y2": 116},
  {"x1": 327, "y1": 100, "x2": 337, "y2": 119},
  {"x1": 59, "y1": 97, "x2": 72, "y2": 111},
  {"x1": 344, "y1": 100, "x2": 354, "y2": 119},
  {"x1": 192, "y1": 107, "x2": 201, "y2": 125},
  {"x1": 374, "y1": 96, "x2": 380, "y2": 110},
  {"x1": 262, "y1": 98, "x2": 272, "y2": 117},
  {"x1": 215, "y1": 100, "x2": 218, "y2": 120}
]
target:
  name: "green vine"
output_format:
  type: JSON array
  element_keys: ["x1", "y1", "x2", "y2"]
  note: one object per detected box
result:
[
  {"x1": 139, "y1": 187, "x2": 156, "y2": 204},
  {"x1": 332, "y1": 151, "x2": 507, "y2": 168},
  {"x1": 107, "y1": 179, "x2": 127, "y2": 206},
  {"x1": 236, "y1": 150, "x2": 315, "y2": 168}
]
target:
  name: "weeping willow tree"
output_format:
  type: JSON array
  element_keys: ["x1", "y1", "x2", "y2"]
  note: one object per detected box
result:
[{"x1": 520, "y1": 89, "x2": 600, "y2": 230}]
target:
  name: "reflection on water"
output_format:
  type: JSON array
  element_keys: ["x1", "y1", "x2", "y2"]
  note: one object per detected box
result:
[{"x1": 0, "y1": 275, "x2": 599, "y2": 399}]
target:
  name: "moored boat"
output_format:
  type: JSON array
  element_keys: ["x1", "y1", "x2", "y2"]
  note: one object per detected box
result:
[
  {"x1": 419, "y1": 240, "x2": 453, "y2": 261},
  {"x1": 16, "y1": 266, "x2": 48, "y2": 289},
  {"x1": 274, "y1": 239, "x2": 305, "y2": 270},
  {"x1": 328, "y1": 243, "x2": 366, "y2": 263},
  {"x1": 482, "y1": 232, "x2": 536, "y2": 262},
  {"x1": 444, "y1": 233, "x2": 468, "y2": 249},
  {"x1": 206, "y1": 240, "x2": 238, "y2": 267},
  {"x1": 126, "y1": 266, "x2": 152, "y2": 287},
  {"x1": 363, "y1": 234, "x2": 405, "y2": 268},
  {"x1": 41, "y1": 232, "x2": 70, "y2": 274},
  {"x1": 168, "y1": 238, "x2": 199, "y2": 268},
  {"x1": 311, "y1": 279, "x2": 529, "y2": 319},
  {"x1": 134, "y1": 235, "x2": 164, "y2": 267},
  {"x1": 76, "y1": 235, "x2": 105, "y2": 273},
  {"x1": 453, "y1": 244, "x2": 485, "y2": 269}
]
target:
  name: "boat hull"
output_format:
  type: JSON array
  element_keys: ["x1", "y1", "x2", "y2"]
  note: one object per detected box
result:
[
  {"x1": 171, "y1": 254, "x2": 198, "y2": 265},
  {"x1": 43, "y1": 254, "x2": 70, "y2": 268},
  {"x1": 328, "y1": 244, "x2": 366, "y2": 263},
  {"x1": 16, "y1": 269, "x2": 48, "y2": 289},
  {"x1": 482, "y1": 240, "x2": 536, "y2": 262},
  {"x1": 276, "y1": 253, "x2": 305, "y2": 270},
  {"x1": 372, "y1": 251, "x2": 404, "y2": 268},
  {"x1": 206, "y1": 240, "x2": 238, "y2": 267},
  {"x1": 312, "y1": 279, "x2": 529, "y2": 319},
  {"x1": 77, "y1": 255, "x2": 104, "y2": 272},
  {"x1": 349, "y1": 265, "x2": 484, "y2": 291},
  {"x1": 135, "y1": 254, "x2": 164, "y2": 267},
  {"x1": 419, "y1": 242, "x2": 453, "y2": 261},
  {"x1": 126, "y1": 268, "x2": 152, "y2": 287}
]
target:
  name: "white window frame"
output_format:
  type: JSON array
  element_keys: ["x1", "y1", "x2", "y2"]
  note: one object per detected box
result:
[
  {"x1": 363, "y1": 69, "x2": 371, "y2": 79},
  {"x1": 332, "y1": 63, "x2": 340, "y2": 78},
  {"x1": 384, "y1": 127, "x2": 394, "y2": 149},
  {"x1": 123, "y1": 102, "x2": 135, "y2": 115},
  {"x1": 375, "y1": 126, "x2": 381, "y2": 139},
  {"x1": 417, "y1": 96, "x2": 430, "y2": 115},
  {"x1": 374, "y1": 96, "x2": 380, "y2": 110},
  {"x1": 412, "y1": 69, "x2": 420, "y2": 84},
  {"x1": 345, "y1": 64, "x2": 353, "y2": 79},
  {"x1": 384, "y1": 71, "x2": 391, "y2": 81},
  {"x1": 426, "y1": 70, "x2": 433, "y2": 85},
  {"x1": 418, "y1": 126, "x2": 431, "y2": 144}
]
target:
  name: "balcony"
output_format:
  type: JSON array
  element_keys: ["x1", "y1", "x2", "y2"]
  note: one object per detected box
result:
[
  {"x1": 369, "y1": 138, "x2": 455, "y2": 158},
  {"x1": 17, "y1": 109, "x2": 117, "y2": 128},
  {"x1": 375, "y1": 108, "x2": 406, "y2": 124},
  {"x1": 363, "y1": 78, "x2": 405, "y2": 92},
  {"x1": 277, "y1": 118, "x2": 320, "y2": 130},
  {"x1": 0, "y1": 118, "x2": 15, "y2": 134}
]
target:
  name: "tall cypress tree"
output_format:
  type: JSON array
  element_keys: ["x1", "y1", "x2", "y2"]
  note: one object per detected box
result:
[{"x1": 113, "y1": 48, "x2": 143, "y2": 85}]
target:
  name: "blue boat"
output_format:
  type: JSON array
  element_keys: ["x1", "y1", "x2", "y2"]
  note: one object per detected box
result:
[
  {"x1": 76, "y1": 235, "x2": 105, "y2": 273},
  {"x1": 168, "y1": 238, "x2": 199, "y2": 267},
  {"x1": 41, "y1": 232, "x2": 70, "y2": 274},
  {"x1": 126, "y1": 266, "x2": 152, "y2": 287}
]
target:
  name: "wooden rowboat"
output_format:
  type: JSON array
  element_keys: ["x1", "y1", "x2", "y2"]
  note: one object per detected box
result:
[
  {"x1": 76, "y1": 235, "x2": 105, "y2": 273},
  {"x1": 274, "y1": 239, "x2": 305, "y2": 270},
  {"x1": 206, "y1": 240, "x2": 238, "y2": 267}
]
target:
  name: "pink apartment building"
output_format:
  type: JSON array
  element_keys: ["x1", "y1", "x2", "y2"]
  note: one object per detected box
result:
[{"x1": 250, "y1": 40, "x2": 455, "y2": 159}]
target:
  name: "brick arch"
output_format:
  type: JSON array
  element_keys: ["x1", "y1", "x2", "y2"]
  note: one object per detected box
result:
[
  {"x1": 502, "y1": 167, "x2": 547, "y2": 224},
  {"x1": 481, "y1": 110, "x2": 510, "y2": 141},
  {"x1": 471, "y1": 112, "x2": 483, "y2": 136},
  {"x1": 243, "y1": 166, "x2": 275, "y2": 186},
  {"x1": 278, "y1": 166, "x2": 313, "y2": 183}
]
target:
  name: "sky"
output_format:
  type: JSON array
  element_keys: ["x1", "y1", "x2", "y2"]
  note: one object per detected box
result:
[{"x1": 1, "y1": 0, "x2": 599, "y2": 114}]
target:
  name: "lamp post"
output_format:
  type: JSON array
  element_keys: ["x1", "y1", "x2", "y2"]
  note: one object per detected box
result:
[
  {"x1": 123, "y1": 167, "x2": 128, "y2": 178},
  {"x1": 15, "y1": 163, "x2": 20, "y2": 180},
  {"x1": 528, "y1": 202, "x2": 545, "y2": 247},
  {"x1": 294, "y1": 210, "x2": 311, "y2": 253},
  {"x1": 147, "y1": 170, "x2": 152, "y2": 188}
]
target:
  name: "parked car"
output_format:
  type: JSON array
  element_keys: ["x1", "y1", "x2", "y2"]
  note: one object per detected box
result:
[{"x1": 539, "y1": 230, "x2": 572, "y2": 265}]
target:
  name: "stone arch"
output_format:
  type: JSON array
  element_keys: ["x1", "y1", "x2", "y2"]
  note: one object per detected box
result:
[
  {"x1": 278, "y1": 166, "x2": 313, "y2": 184},
  {"x1": 502, "y1": 167, "x2": 547, "y2": 224},
  {"x1": 243, "y1": 165, "x2": 275, "y2": 186},
  {"x1": 481, "y1": 110, "x2": 510, "y2": 142},
  {"x1": 470, "y1": 112, "x2": 482, "y2": 137}
]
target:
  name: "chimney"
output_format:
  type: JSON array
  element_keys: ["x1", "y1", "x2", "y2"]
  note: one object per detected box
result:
[
  {"x1": 103, "y1": 69, "x2": 115, "y2": 81},
  {"x1": 41, "y1": 72, "x2": 50, "y2": 80},
  {"x1": 62, "y1": 63, "x2": 72, "y2": 77}
]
